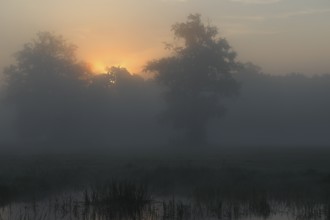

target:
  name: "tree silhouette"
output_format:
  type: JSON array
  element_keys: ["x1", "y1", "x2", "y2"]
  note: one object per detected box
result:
[
  {"x1": 4, "y1": 32, "x2": 91, "y2": 145},
  {"x1": 145, "y1": 14, "x2": 240, "y2": 145}
]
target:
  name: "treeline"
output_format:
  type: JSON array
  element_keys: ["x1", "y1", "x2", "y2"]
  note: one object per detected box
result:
[
  {"x1": 0, "y1": 32, "x2": 167, "y2": 150},
  {"x1": 1, "y1": 22, "x2": 330, "y2": 150},
  {"x1": 211, "y1": 65, "x2": 330, "y2": 147}
]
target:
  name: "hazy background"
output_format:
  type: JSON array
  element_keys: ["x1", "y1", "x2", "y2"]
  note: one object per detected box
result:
[
  {"x1": 1, "y1": 3, "x2": 330, "y2": 219},
  {"x1": 1, "y1": 0, "x2": 330, "y2": 76},
  {"x1": 1, "y1": 0, "x2": 330, "y2": 151}
]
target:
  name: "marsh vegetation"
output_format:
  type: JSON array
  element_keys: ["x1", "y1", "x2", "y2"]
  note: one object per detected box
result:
[{"x1": 1, "y1": 148, "x2": 330, "y2": 219}]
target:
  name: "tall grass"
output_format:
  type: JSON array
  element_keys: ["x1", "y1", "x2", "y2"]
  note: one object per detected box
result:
[
  {"x1": 1, "y1": 151, "x2": 330, "y2": 219},
  {"x1": 83, "y1": 181, "x2": 152, "y2": 219}
]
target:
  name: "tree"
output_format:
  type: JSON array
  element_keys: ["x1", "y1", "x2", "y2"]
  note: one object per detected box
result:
[
  {"x1": 145, "y1": 14, "x2": 240, "y2": 145},
  {"x1": 85, "y1": 66, "x2": 146, "y2": 144},
  {"x1": 3, "y1": 32, "x2": 91, "y2": 144}
]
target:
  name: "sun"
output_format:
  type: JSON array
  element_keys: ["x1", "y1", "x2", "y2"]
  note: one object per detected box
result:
[
  {"x1": 90, "y1": 61, "x2": 107, "y2": 74},
  {"x1": 89, "y1": 59, "x2": 128, "y2": 74}
]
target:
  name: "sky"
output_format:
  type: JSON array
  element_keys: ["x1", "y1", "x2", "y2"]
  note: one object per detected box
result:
[{"x1": 0, "y1": 0, "x2": 329, "y2": 76}]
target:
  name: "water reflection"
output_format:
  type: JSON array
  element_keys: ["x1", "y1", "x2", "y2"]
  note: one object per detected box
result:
[{"x1": 1, "y1": 189, "x2": 329, "y2": 220}]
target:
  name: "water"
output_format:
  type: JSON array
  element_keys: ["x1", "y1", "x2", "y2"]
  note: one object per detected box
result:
[{"x1": 1, "y1": 191, "x2": 329, "y2": 220}]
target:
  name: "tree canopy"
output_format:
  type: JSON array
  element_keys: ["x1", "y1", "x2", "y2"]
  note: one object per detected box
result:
[
  {"x1": 3, "y1": 32, "x2": 92, "y2": 144},
  {"x1": 145, "y1": 14, "x2": 240, "y2": 145},
  {"x1": 3, "y1": 32, "x2": 158, "y2": 148}
]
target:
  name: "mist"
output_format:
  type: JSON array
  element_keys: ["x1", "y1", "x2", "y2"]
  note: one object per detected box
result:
[
  {"x1": 1, "y1": 5, "x2": 330, "y2": 219},
  {"x1": 1, "y1": 48, "x2": 330, "y2": 150},
  {"x1": 211, "y1": 67, "x2": 330, "y2": 147}
]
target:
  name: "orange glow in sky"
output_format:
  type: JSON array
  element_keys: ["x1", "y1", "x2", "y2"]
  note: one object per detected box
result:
[
  {"x1": 2, "y1": 0, "x2": 330, "y2": 76},
  {"x1": 90, "y1": 60, "x2": 107, "y2": 74},
  {"x1": 79, "y1": 39, "x2": 166, "y2": 76},
  {"x1": 66, "y1": 24, "x2": 170, "y2": 76},
  {"x1": 87, "y1": 57, "x2": 144, "y2": 75}
]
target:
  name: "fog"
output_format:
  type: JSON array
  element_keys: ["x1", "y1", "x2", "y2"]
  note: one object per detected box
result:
[
  {"x1": 3, "y1": 70, "x2": 330, "y2": 151},
  {"x1": 2, "y1": 8, "x2": 330, "y2": 219},
  {"x1": 0, "y1": 29, "x2": 329, "y2": 151},
  {"x1": 2, "y1": 0, "x2": 330, "y2": 76},
  {"x1": 211, "y1": 69, "x2": 330, "y2": 147}
]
